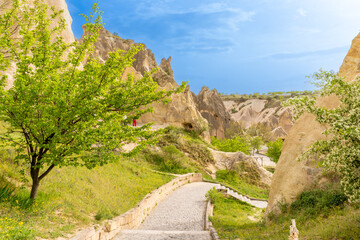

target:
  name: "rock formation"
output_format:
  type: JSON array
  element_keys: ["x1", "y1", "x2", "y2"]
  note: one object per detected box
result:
[
  {"x1": 266, "y1": 33, "x2": 360, "y2": 214},
  {"x1": 208, "y1": 148, "x2": 273, "y2": 187},
  {"x1": 194, "y1": 87, "x2": 232, "y2": 139},
  {"x1": 81, "y1": 27, "x2": 210, "y2": 139},
  {"x1": 223, "y1": 99, "x2": 293, "y2": 139}
]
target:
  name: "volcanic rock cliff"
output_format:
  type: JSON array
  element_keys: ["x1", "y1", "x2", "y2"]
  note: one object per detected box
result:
[
  {"x1": 266, "y1": 33, "x2": 360, "y2": 214},
  {"x1": 81, "y1": 27, "x2": 210, "y2": 138},
  {"x1": 223, "y1": 98, "x2": 293, "y2": 139},
  {"x1": 194, "y1": 87, "x2": 232, "y2": 139}
]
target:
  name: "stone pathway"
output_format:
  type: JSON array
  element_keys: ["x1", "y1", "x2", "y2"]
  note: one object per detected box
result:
[
  {"x1": 113, "y1": 182, "x2": 216, "y2": 240},
  {"x1": 253, "y1": 153, "x2": 276, "y2": 167}
]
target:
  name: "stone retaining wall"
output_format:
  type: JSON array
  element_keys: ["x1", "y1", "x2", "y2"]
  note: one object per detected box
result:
[
  {"x1": 205, "y1": 200, "x2": 220, "y2": 240},
  {"x1": 68, "y1": 173, "x2": 202, "y2": 240}
]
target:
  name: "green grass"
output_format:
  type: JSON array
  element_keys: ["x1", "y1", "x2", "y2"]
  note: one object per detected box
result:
[
  {"x1": 211, "y1": 187, "x2": 360, "y2": 240},
  {"x1": 215, "y1": 170, "x2": 269, "y2": 200},
  {"x1": 0, "y1": 155, "x2": 174, "y2": 239}
]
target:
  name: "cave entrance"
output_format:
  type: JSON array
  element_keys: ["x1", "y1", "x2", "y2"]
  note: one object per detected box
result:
[{"x1": 182, "y1": 122, "x2": 193, "y2": 130}]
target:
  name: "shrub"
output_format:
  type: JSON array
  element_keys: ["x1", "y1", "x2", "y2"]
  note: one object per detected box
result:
[
  {"x1": 206, "y1": 188, "x2": 222, "y2": 204},
  {"x1": 284, "y1": 70, "x2": 360, "y2": 203},
  {"x1": 211, "y1": 136, "x2": 251, "y2": 154},
  {"x1": 266, "y1": 139, "x2": 283, "y2": 163},
  {"x1": 231, "y1": 108, "x2": 238, "y2": 114},
  {"x1": 290, "y1": 189, "x2": 347, "y2": 215}
]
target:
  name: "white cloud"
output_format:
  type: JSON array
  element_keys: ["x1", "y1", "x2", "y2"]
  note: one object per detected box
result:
[
  {"x1": 135, "y1": 1, "x2": 255, "y2": 22},
  {"x1": 297, "y1": 8, "x2": 307, "y2": 17}
]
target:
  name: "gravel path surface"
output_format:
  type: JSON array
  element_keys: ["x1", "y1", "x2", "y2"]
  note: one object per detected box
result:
[
  {"x1": 113, "y1": 182, "x2": 216, "y2": 240},
  {"x1": 114, "y1": 230, "x2": 212, "y2": 240},
  {"x1": 139, "y1": 182, "x2": 217, "y2": 231}
]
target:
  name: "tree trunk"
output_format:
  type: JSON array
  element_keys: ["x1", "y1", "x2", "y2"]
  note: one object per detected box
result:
[
  {"x1": 30, "y1": 177, "x2": 40, "y2": 200},
  {"x1": 30, "y1": 165, "x2": 40, "y2": 200}
]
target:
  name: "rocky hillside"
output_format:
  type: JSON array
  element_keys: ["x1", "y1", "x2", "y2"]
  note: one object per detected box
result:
[
  {"x1": 222, "y1": 97, "x2": 293, "y2": 139},
  {"x1": 194, "y1": 86, "x2": 232, "y2": 139},
  {"x1": 266, "y1": 33, "x2": 360, "y2": 214},
  {"x1": 81, "y1": 27, "x2": 235, "y2": 140},
  {"x1": 2, "y1": 0, "x2": 233, "y2": 142}
]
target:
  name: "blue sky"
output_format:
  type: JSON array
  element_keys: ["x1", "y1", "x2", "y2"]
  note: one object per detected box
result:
[{"x1": 67, "y1": 0, "x2": 360, "y2": 94}]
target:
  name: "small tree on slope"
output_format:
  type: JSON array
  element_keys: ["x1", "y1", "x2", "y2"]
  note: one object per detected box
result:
[
  {"x1": 284, "y1": 70, "x2": 360, "y2": 204},
  {"x1": 0, "y1": 1, "x2": 185, "y2": 199}
]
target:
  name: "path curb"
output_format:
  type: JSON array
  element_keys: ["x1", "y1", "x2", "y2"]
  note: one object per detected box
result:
[{"x1": 204, "y1": 200, "x2": 220, "y2": 240}]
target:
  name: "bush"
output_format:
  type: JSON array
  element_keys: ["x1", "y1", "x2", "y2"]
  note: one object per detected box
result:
[
  {"x1": 95, "y1": 208, "x2": 113, "y2": 221},
  {"x1": 266, "y1": 139, "x2": 283, "y2": 163},
  {"x1": 206, "y1": 188, "x2": 222, "y2": 204},
  {"x1": 211, "y1": 136, "x2": 251, "y2": 154},
  {"x1": 290, "y1": 189, "x2": 347, "y2": 215}
]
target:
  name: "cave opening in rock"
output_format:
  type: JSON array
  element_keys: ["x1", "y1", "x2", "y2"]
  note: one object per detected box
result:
[{"x1": 182, "y1": 122, "x2": 193, "y2": 130}]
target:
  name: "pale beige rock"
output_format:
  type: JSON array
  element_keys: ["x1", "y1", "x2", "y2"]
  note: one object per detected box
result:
[
  {"x1": 289, "y1": 219, "x2": 299, "y2": 240},
  {"x1": 266, "y1": 33, "x2": 360, "y2": 214},
  {"x1": 223, "y1": 99, "x2": 293, "y2": 139},
  {"x1": 208, "y1": 148, "x2": 272, "y2": 187},
  {"x1": 194, "y1": 86, "x2": 232, "y2": 139},
  {"x1": 81, "y1": 27, "x2": 210, "y2": 139},
  {"x1": 269, "y1": 126, "x2": 287, "y2": 141},
  {"x1": 339, "y1": 33, "x2": 360, "y2": 82}
]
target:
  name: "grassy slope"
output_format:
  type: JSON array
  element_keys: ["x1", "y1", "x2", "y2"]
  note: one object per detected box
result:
[
  {"x1": 211, "y1": 189, "x2": 360, "y2": 240},
  {"x1": 215, "y1": 170, "x2": 269, "y2": 200},
  {"x1": 146, "y1": 127, "x2": 269, "y2": 199},
  {"x1": 0, "y1": 155, "x2": 173, "y2": 239},
  {"x1": 0, "y1": 125, "x2": 270, "y2": 239}
]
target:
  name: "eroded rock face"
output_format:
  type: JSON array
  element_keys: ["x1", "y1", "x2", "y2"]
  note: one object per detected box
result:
[
  {"x1": 266, "y1": 33, "x2": 360, "y2": 215},
  {"x1": 208, "y1": 148, "x2": 273, "y2": 188},
  {"x1": 195, "y1": 87, "x2": 232, "y2": 139},
  {"x1": 81, "y1": 27, "x2": 210, "y2": 139},
  {"x1": 223, "y1": 99, "x2": 293, "y2": 138},
  {"x1": 2, "y1": 0, "x2": 75, "y2": 89}
]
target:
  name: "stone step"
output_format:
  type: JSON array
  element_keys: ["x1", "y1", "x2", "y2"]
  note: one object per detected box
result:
[{"x1": 113, "y1": 230, "x2": 212, "y2": 240}]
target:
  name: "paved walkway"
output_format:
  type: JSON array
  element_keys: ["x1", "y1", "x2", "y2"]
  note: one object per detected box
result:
[{"x1": 113, "y1": 182, "x2": 216, "y2": 240}]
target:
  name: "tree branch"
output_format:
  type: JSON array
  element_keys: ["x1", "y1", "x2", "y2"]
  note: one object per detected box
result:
[{"x1": 39, "y1": 164, "x2": 55, "y2": 181}]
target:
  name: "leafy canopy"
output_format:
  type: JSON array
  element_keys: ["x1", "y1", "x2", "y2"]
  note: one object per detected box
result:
[
  {"x1": 0, "y1": 0, "x2": 185, "y2": 198},
  {"x1": 211, "y1": 136, "x2": 251, "y2": 155},
  {"x1": 284, "y1": 70, "x2": 360, "y2": 204},
  {"x1": 266, "y1": 139, "x2": 283, "y2": 163}
]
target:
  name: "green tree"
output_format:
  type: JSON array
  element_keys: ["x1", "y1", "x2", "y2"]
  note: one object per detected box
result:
[
  {"x1": 0, "y1": 1, "x2": 185, "y2": 199},
  {"x1": 211, "y1": 136, "x2": 250, "y2": 155},
  {"x1": 284, "y1": 70, "x2": 360, "y2": 204},
  {"x1": 250, "y1": 136, "x2": 263, "y2": 155},
  {"x1": 266, "y1": 139, "x2": 283, "y2": 163}
]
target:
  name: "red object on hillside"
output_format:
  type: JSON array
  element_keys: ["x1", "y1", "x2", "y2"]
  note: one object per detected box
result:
[{"x1": 132, "y1": 119, "x2": 136, "y2": 127}]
